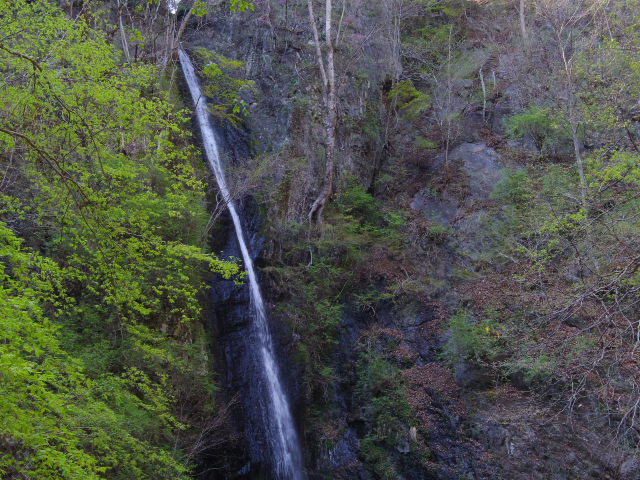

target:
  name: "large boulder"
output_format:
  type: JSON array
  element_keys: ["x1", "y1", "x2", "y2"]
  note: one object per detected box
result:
[
  {"x1": 454, "y1": 360, "x2": 493, "y2": 390},
  {"x1": 430, "y1": 142, "x2": 505, "y2": 203},
  {"x1": 411, "y1": 143, "x2": 504, "y2": 255}
]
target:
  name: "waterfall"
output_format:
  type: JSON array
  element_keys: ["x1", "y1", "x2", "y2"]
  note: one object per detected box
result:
[{"x1": 179, "y1": 49, "x2": 304, "y2": 479}]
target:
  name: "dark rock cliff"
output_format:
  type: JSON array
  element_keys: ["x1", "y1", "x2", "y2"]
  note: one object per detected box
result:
[{"x1": 185, "y1": 3, "x2": 626, "y2": 480}]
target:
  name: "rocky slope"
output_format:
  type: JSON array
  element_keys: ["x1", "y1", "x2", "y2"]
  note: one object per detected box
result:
[{"x1": 183, "y1": 1, "x2": 640, "y2": 478}]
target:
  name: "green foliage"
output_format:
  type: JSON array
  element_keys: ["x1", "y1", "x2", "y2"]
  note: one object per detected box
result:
[
  {"x1": 360, "y1": 436, "x2": 400, "y2": 480},
  {"x1": 426, "y1": 1, "x2": 467, "y2": 17},
  {"x1": 442, "y1": 311, "x2": 502, "y2": 365},
  {"x1": 191, "y1": 0, "x2": 208, "y2": 17},
  {"x1": 269, "y1": 246, "x2": 347, "y2": 389},
  {"x1": 0, "y1": 1, "x2": 240, "y2": 477},
  {"x1": 263, "y1": 183, "x2": 410, "y2": 414},
  {"x1": 333, "y1": 183, "x2": 407, "y2": 253},
  {"x1": 415, "y1": 135, "x2": 438, "y2": 150},
  {"x1": 416, "y1": 23, "x2": 455, "y2": 45},
  {"x1": 355, "y1": 342, "x2": 425, "y2": 479},
  {"x1": 389, "y1": 80, "x2": 431, "y2": 120},
  {"x1": 336, "y1": 183, "x2": 381, "y2": 221},
  {"x1": 507, "y1": 354, "x2": 557, "y2": 385},
  {"x1": 491, "y1": 168, "x2": 534, "y2": 206},
  {"x1": 230, "y1": 0, "x2": 255, "y2": 12},
  {"x1": 0, "y1": 222, "x2": 192, "y2": 479},
  {"x1": 594, "y1": 151, "x2": 640, "y2": 185},
  {"x1": 194, "y1": 47, "x2": 257, "y2": 125},
  {"x1": 505, "y1": 107, "x2": 566, "y2": 152},
  {"x1": 483, "y1": 165, "x2": 590, "y2": 268}
]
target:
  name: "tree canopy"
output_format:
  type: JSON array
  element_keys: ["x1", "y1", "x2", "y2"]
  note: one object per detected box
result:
[{"x1": 0, "y1": 0, "x2": 239, "y2": 477}]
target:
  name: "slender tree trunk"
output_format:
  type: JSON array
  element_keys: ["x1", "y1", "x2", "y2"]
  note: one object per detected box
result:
[
  {"x1": 519, "y1": 0, "x2": 528, "y2": 41},
  {"x1": 162, "y1": 0, "x2": 200, "y2": 68},
  {"x1": 307, "y1": 0, "x2": 337, "y2": 223},
  {"x1": 571, "y1": 122, "x2": 587, "y2": 208},
  {"x1": 174, "y1": 4, "x2": 195, "y2": 51},
  {"x1": 479, "y1": 68, "x2": 487, "y2": 121},
  {"x1": 165, "y1": 1, "x2": 195, "y2": 67},
  {"x1": 117, "y1": 0, "x2": 131, "y2": 62},
  {"x1": 385, "y1": 0, "x2": 402, "y2": 81},
  {"x1": 444, "y1": 24, "x2": 453, "y2": 165},
  {"x1": 306, "y1": 0, "x2": 328, "y2": 92},
  {"x1": 335, "y1": 0, "x2": 347, "y2": 48},
  {"x1": 559, "y1": 41, "x2": 587, "y2": 209}
]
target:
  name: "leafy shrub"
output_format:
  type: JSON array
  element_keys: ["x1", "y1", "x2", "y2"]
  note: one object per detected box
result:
[
  {"x1": 491, "y1": 168, "x2": 534, "y2": 206},
  {"x1": 505, "y1": 106, "x2": 565, "y2": 152},
  {"x1": 415, "y1": 136, "x2": 438, "y2": 150},
  {"x1": 336, "y1": 183, "x2": 381, "y2": 222},
  {"x1": 442, "y1": 311, "x2": 502, "y2": 365},
  {"x1": 356, "y1": 349, "x2": 413, "y2": 479},
  {"x1": 334, "y1": 183, "x2": 407, "y2": 251},
  {"x1": 360, "y1": 435, "x2": 399, "y2": 480},
  {"x1": 389, "y1": 80, "x2": 431, "y2": 120}
]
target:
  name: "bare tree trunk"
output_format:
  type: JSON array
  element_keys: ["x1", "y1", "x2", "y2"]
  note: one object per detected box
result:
[
  {"x1": 519, "y1": 0, "x2": 528, "y2": 41},
  {"x1": 559, "y1": 40, "x2": 587, "y2": 209},
  {"x1": 444, "y1": 24, "x2": 453, "y2": 165},
  {"x1": 306, "y1": 0, "x2": 328, "y2": 92},
  {"x1": 307, "y1": 0, "x2": 337, "y2": 224},
  {"x1": 173, "y1": 4, "x2": 195, "y2": 52},
  {"x1": 571, "y1": 122, "x2": 587, "y2": 208},
  {"x1": 162, "y1": 1, "x2": 195, "y2": 68},
  {"x1": 164, "y1": 0, "x2": 206, "y2": 68},
  {"x1": 117, "y1": 0, "x2": 131, "y2": 62},
  {"x1": 335, "y1": 0, "x2": 347, "y2": 48},
  {"x1": 479, "y1": 68, "x2": 487, "y2": 121},
  {"x1": 386, "y1": 0, "x2": 403, "y2": 80}
]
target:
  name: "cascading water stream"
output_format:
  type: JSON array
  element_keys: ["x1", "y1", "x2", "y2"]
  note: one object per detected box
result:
[{"x1": 179, "y1": 49, "x2": 304, "y2": 479}]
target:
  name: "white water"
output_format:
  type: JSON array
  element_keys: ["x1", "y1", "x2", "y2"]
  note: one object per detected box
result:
[
  {"x1": 179, "y1": 49, "x2": 304, "y2": 479},
  {"x1": 167, "y1": 0, "x2": 180, "y2": 14}
]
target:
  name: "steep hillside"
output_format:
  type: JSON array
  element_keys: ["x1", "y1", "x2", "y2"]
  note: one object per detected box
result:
[
  {"x1": 2, "y1": 0, "x2": 640, "y2": 479},
  {"x1": 179, "y1": 0, "x2": 640, "y2": 478}
]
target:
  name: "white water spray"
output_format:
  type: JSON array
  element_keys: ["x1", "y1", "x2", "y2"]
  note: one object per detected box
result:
[
  {"x1": 167, "y1": 0, "x2": 181, "y2": 14},
  {"x1": 179, "y1": 49, "x2": 304, "y2": 479}
]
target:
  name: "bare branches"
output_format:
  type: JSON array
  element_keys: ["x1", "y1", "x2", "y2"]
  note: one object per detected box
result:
[
  {"x1": 0, "y1": 127, "x2": 88, "y2": 202},
  {"x1": 0, "y1": 42, "x2": 42, "y2": 71},
  {"x1": 184, "y1": 396, "x2": 239, "y2": 462}
]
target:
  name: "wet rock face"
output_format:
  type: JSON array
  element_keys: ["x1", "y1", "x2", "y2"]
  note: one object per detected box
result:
[
  {"x1": 620, "y1": 457, "x2": 640, "y2": 480},
  {"x1": 453, "y1": 362, "x2": 493, "y2": 390},
  {"x1": 315, "y1": 428, "x2": 373, "y2": 480},
  {"x1": 208, "y1": 196, "x2": 307, "y2": 478},
  {"x1": 203, "y1": 116, "x2": 304, "y2": 477},
  {"x1": 207, "y1": 208, "x2": 269, "y2": 476}
]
